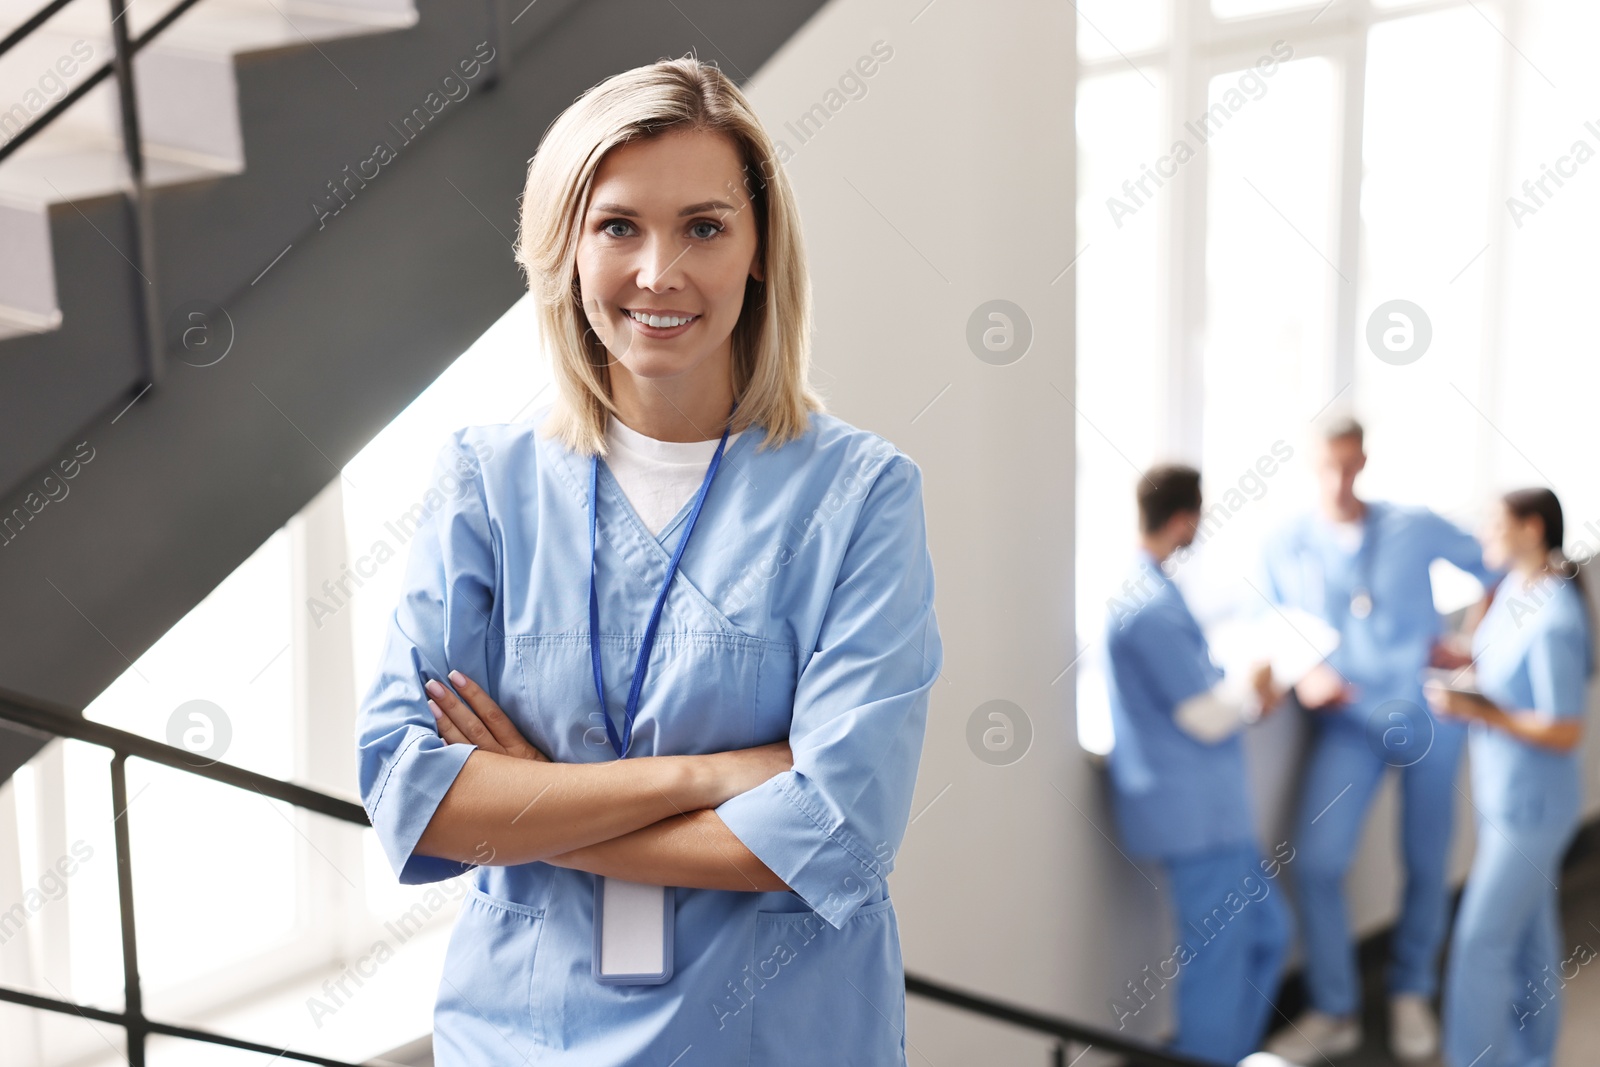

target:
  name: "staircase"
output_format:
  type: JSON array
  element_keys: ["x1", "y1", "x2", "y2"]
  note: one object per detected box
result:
[{"x1": 0, "y1": 0, "x2": 830, "y2": 779}]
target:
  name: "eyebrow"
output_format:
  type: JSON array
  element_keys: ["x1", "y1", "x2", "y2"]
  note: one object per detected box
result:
[{"x1": 589, "y1": 200, "x2": 737, "y2": 218}]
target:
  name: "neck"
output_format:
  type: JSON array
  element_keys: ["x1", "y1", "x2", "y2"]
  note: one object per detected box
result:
[
  {"x1": 608, "y1": 350, "x2": 736, "y2": 442},
  {"x1": 1512, "y1": 550, "x2": 1555, "y2": 585},
  {"x1": 1323, "y1": 494, "x2": 1365, "y2": 523},
  {"x1": 1140, "y1": 534, "x2": 1179, "y2": 564}
]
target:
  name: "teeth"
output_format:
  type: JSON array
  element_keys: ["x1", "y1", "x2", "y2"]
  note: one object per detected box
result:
[{"x1": 628, "y1": 310, "x2": 695, "y2": 328}]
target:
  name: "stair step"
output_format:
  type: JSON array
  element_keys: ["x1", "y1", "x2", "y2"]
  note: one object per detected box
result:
[
  {"x1": 0, "y1": 0, "x2": 413, "y2": 336},
  {"x1": 0, "y1": 303, "x2": 62, "y2": 341},
  {"x1": 0, "y1": 0, "x2": 414, "y2": 42},
  {"x1": 0, "y1": 126, "x2": 231, "y2": 205}
]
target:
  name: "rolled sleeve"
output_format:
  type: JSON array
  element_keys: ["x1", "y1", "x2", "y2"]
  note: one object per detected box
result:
[
  {"x1": 1528, "y1": 620, "x2": 1590, "y2": 719},
  {"x1": 355, "y1": 430, "x2": 497, "y2": 884},
  {"x1": 717, "y1": 453, "x2": 942, "y2": 929},
  {"x1": 1114, "y1": 611, "x2": 1221, "y2": 714},
  {"x1": 1427, "y1": 510, "x2": 1501, "y2": 586}
]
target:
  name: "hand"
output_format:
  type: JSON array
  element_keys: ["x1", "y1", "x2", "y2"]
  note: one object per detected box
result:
[
  {"x1": 1250, "y1": 661, "x2": 1286, "y2": 719},
  {"x1": 1428, "y1": 636, "x2": 1474, "y2": 671},
  {"x1": 1423, "y1": 680, "x2": 1490, "y2": 723},
  {"x1": 1294, "y1": 663, "x2": 1358, "y2": 711},
  {"x1": 426, "y1": 670, "x2": 550, "y2": 762}
]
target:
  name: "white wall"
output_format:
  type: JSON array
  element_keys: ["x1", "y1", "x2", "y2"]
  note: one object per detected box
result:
[{"x1": 742, "y1": 3, "x2": 1105, "y2": 1063}]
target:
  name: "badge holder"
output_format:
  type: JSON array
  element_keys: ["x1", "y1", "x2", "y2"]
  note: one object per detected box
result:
[
  {"x1": 593, "y1": 876, "x2": 674, "y2": 985},
  {"x1": 584, "y1": 402, "x2": 728, "y2": 989}
]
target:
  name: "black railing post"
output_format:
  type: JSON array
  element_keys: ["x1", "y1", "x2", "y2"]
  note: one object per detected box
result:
[
  {"x1": 106, "y1": 0, "x2": 166, "y2": 390},
  {"x1": 110, "y1": 753, "x2": 147, "y2": 1067}
]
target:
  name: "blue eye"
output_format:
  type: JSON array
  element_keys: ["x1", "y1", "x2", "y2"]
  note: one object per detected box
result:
[{"x1": 597, "y1": 219, "x2": 725, "y2": 240}]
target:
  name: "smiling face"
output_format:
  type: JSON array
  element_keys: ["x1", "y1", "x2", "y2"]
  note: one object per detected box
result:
[{"x1": 574, "y1": 126, "x2": 765, "y2": 388}]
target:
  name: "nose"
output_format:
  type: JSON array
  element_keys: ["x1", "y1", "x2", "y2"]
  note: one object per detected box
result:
[{"x1": 634, "y1": 231, "x2": 691, "y2": 292}]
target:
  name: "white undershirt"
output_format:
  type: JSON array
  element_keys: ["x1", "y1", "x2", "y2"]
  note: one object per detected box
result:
[
  {"x1": 603, "y1": 413, "x2": 742, "y2": 536},
  {"x1": 1174, "y1": 674, "x2": 1264, "y2": 743},
  {"x1": 1330, "y1": 518, "x2": 1363, "y2": 553}
]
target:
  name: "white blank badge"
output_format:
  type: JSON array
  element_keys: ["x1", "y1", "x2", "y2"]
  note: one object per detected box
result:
[{"x1": 594, "y1": 876, "x2": 673, "y2": 984}]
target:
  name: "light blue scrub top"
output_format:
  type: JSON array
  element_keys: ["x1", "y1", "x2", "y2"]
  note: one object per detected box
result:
[
  {"x1": 1260, "y1": 501, "x2": 1498, "y2": 720},
  {"x1": 1104, "y1": 550, "x2": 1250, "y2": 859},
  {"x1": 354, "y1": 404, "x2": 943, "y2": 1065},
  {"x1": 1468, "y1": 573, "x2": 1593, "y2": 825}
]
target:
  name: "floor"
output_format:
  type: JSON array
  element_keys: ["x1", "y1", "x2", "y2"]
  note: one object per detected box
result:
[{"x1": 1268, "y1": 854, "x2": 1600, "y2": 1067}]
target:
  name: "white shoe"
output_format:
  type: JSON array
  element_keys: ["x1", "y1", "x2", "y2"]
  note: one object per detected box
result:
[
  {"x1": 1389, "y1": 993, "x2": 1439, "y2": 1061},
  {"x1": 1263, "y1": 1010, "x2": 1362, "y2": 1063}
]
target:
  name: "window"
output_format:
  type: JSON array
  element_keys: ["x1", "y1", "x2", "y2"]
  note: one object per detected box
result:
[
  {"x1": 1072, "y1": 0, "x2": 1575, "y2": 752},
  {"x1": 0, "y1": 293, "x2": 550, "y2": 1065}
]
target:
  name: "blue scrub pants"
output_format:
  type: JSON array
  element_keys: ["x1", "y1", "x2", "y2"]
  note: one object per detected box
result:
[
  {"x1": 1290, "y1": 711, "x2": 1466, "y2": 1016},
  {"x1": 1441, "y1": 812, "x2": 1574, "y2": 1067},
  {"x1": 1165, "y1": 844, "x2": 1292, "y2": 1063}
]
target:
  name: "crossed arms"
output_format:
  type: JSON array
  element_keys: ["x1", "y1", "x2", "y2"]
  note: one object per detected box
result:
[{"x1": 413, "y1": 668, "x2": 793, "y2": 892}]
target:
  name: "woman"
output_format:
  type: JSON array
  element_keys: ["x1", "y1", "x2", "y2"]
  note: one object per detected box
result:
[
  {"x1": 1425, "y1": 488, "x2": 1594, "y2": 1067},
  {"x1": 353, "y1": 56, "x2": 942, "y2": 1065}
]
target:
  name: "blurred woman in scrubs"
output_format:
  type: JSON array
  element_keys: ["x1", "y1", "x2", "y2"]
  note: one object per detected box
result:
[
  {"x1": 1427, "y1": 488, "x2": 1594, "y2": 1067},
  {"x1": 354, "y1": 57, "x2": 943, "y2": 1065}
]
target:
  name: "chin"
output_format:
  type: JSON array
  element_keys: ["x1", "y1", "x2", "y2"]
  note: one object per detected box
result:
[{"x1": 612, "y1": 354, "x2": 706, "y2": 382}]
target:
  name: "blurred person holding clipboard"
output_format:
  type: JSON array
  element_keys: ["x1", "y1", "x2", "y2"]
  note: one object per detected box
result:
[
  {"x1": 1102, "y1": 463, "x2": 1297, "y2": 1064},
  {"x1": 1426, "y1": 488, "x2": 1595, "y2": 1067}
]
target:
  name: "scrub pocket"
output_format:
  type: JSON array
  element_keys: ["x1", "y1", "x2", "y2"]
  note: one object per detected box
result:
[
  {"x1": 1495, "y1": 776, "x2": 1580, "y2": 831},
  {"x1": 748, "y1": 898, "x2": 905, "y2": 1065},
  {"x1": 432, "y1": 885, "x2": 545, "y2": 1063},
  {"x1": 511, "y1": 631, "x2": 797, "y2": 757}
]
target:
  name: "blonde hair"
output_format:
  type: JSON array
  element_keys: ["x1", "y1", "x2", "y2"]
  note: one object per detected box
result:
[{"x1": 514, "y1": 54, "x2": 825, "y2": 456}]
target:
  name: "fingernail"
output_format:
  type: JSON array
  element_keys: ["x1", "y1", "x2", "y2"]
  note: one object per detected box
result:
[
  {"x1": 449, "y1": 670, "x2": 466, "y2": 687},
  {"x1": 425, "y1": 678, "x2": 443, "y2": 697},
  {"x1": 428, "y1": 700, "x2": 441, "y2": 718}
]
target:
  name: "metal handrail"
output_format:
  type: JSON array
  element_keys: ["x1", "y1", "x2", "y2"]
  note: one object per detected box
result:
[
  {"x1": 0, "y1": 686, "x2": 371, "y2": 1066},
  {"x1": 0, "y1": 0, "x2": 233, "y2": 388},
  {"x1": 0, "y1": 0, "x2": 78, "y2": 59},
  {"x1": 0, "y1": 688, "x2": 1220, "y2": 1067},
  {"x1": 0, "y1": 0, "x2": 213, "y2": 164}
]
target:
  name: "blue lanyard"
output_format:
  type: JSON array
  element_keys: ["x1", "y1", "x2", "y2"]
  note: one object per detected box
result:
[{"x1": 587, "y1": 403, "x2": 737, "y2": 759}]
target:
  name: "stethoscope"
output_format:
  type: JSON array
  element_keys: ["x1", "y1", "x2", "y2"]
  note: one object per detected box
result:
[{"x1": 1297, "y1": 503, "x2": 1380, "y2": 622}]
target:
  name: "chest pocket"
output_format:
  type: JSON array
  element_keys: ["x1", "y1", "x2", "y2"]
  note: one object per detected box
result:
[{"x1": 508, "y1": 631, "x2": 799, "y2": 761}]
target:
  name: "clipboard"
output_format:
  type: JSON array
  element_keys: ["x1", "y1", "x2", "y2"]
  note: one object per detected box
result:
[
  {"x1": 1207, "y1": 606, "x2": 1341, "y2": 689},
  {"x1": 1421, "y1": 669, "x2": 1496, "y2": 712}
]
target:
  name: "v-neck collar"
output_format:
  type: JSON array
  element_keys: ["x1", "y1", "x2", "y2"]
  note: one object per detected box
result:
[
  {"x1": 557, "y1": 418, "x2": 763, "y2": 567},
  {"x1": 1309, "y1": 500, "x2": 1383, "y2": 556}
]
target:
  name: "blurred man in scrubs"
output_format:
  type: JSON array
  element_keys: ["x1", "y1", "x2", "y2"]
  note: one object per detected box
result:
[
  {"x1": 1104, "y1": 463, "x2": 1290, "y2": 1064},
  {"x1": 1261, "y1": 417, "x2": 1498, "y2": 1064}
]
